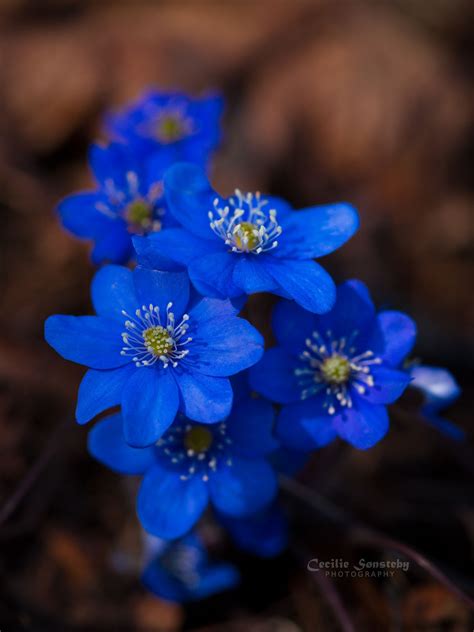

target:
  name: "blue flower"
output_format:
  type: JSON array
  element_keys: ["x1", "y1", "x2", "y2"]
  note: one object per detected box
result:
[
  {"x1": 250, "y1": 280, "x2": 417, "y2": 450},
  {"x1": 410, "y1": 365, "x2": 464, "y2": 440},
  {"x1": 218, "y1": 503, "x2": 288, "y2": 558},
  {"x1": 141, "y1": 532, "x2": 239, "y2": 603},
  {"x1": 45, "y1": 266, "x2": 263, "y2": 447},
  {"x1": 133, "y1": 162, "x2": 359, "y2": 313},
  {"x1": 87, "y1": 399, "x2": 278, "y2": 538},
  {"x1": 58, "y1": 142, "x2": 176, "y2": 265},
  {"x1": 105, "y1": 91, "x2": 224, "y2": 163}
]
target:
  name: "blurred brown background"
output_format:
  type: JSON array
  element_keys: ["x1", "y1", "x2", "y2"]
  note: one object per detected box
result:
[{"x1": 0, "y1": 1, "x2": 473, "y2": 630}]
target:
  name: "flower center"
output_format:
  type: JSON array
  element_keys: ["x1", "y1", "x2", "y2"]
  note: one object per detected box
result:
[
  {"x1": 125, "y1": 198, "x2": 153, "y2": 228},
  {"x1": 208, "y1": 190, "x2": 282, "y2": 255},
  {"x1": 295, "y1": 329, "x2": 382, "y2": 415},
  {"x1": 320, "y1": 355, "x2": 351, "y2": 385},
  {"x1": 143, "y1": 326, "x2": 174, "y2": 357},
  {"x1": 233, "y1": 221, "x2": 260, "y2": 252},
  {"x1": 184, "y1": 426, "x2": 213, "y2": 453},
  {"x1": 121, "y1": 303, "x2": 192, "y2": 368},
  {"x1": 155, "y1": 112, "x2": 192, "y2": 143}
]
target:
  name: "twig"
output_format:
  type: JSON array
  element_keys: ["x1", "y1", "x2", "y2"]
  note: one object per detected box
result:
[
  {"x1": 0, "y1": 419, "x2": 71, "y2": 529},
  {"x1": 310, "y1": 560, "x2": 356, "y2": 632}
]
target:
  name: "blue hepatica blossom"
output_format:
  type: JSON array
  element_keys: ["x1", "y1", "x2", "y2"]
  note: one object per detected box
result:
[
  {"x1": 141, "y1": 532, "x2": 239, "y2": 603},
  {"x1": 410, "y1": 365, "x2": 464, "y2": 440},
  {"x1": 218, "y1": 503, "x2": 288, "y2": 559},
  {"x1": 105, "y1": 91, "x2": 224, "y2": 163},
  {"x1": 58, "y1": 142, "x2": 176, "y2": 264},
  {"x1": 250, "y1": 280, "x2": 417, "y2": 450},
  {"x1": 88, "y1": 396, "x2": 278, "y2": 538},
  {"x1": 45, "y1": 266, "x2": 263, "y2": 447},
  {"x1": 133, "y1": 163, "x2": 359, "y2": 313}
]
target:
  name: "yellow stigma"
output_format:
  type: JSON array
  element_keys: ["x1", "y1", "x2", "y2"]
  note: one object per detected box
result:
[
  {"x1": 126, "y1": 199, "x2": 152, "y2": 227},
  {"x1": 320, "y1": 355, "x2": 351, "y2": 385},
  {"x1": 234, "y1": 222, "x2": 260, "y2": 251},
  {"x1": 156, "y1": 115, "x2": 186, "y2": 142},
  {"x1": 143, "y1": 326, "x2": 173, "y2": 357},
  {"x1": 184, "y1": 426, "x2": 213, "y2": 453}
]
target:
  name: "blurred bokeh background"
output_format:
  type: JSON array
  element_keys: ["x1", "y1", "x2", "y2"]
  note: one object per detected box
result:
[{"x1": 1, "y1": 1, "x2": 473, "y2": 630}]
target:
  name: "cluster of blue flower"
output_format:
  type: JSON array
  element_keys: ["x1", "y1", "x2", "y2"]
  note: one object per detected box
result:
[{"x1": 44, "y1": 91, "x2": 461, "y2": 603}]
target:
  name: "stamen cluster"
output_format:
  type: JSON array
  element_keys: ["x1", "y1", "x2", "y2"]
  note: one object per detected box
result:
[
  {"x1": 208, "y1": 190, "x2": 282, "y2": 254},
  {"x1": 295, "y1": 329, "x2": 382, "y2": 414},
  {"x1": 156, "y1": 419, "x2": 233, "y2": 482},
  {"x1": 121, "y1": 302, "x2": 192, "y2": 368}
]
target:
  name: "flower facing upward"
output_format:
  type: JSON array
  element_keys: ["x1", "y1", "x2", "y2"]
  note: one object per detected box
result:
[
  {"x1": 141, "y1": 533, "x2": 239, "y2": 603},
  {"x1": 105, "y1": 91, "x2": 224, "y2": 163},
  {"x1": 58, "y1": 142, "x2": 176, "y2": 264},
  {"x1": 250, "y1": 280, "x2": 416, "y2": 450},
  {"x1": 133, "y1": 162, "x2": 360, "y2": 314},
  {"x1": 88, "y1": 379, "x2": 278, "y2": 538},
  {"x1": 44, "y1": 266, "x2": 263, "y2": 447}
]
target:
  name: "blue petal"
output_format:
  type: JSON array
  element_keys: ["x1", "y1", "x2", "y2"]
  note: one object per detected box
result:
[
  {"x1": 249, "y1": 348, "x2": 301, "y2": 404},
  {"x1": 76, "y1": 364, "x2": 136, "y2": 424},
  {"x1": 88, "y1": 413, "x2": 156, "y2": 474},
  {"x1": 175, "y1": 371, "x2": 233, "y2": 423},
  {"x1": 410, "y1": 365, "x2": 461, "y2": 409},
  {"x1": 137, "y1": 463, "x2": 209, "y2": 539},
  {"x1": 373, "y1": 310, "x2": 417, "y2": 367},
  {"x1": 277, "y1": 399, "x2": 337, "y2": 451},
  {"x1": 220, "y1": 504, "x2": 288, "y2": 558},
  {"x1": 356, "y1": 367, "x2": 411, "y2": 405},
  {"x1": 189, "y1": 251, "x2": 242, "y2": 299},
  {"x1": 190, "y1": 564, "x2": 240, "y2": 601},
  {"x1": 333, "y1": 400, "x2": 389, "y2": 449},
  {"x1": 262, "y1": 258, "x2": 336, "y2": 314},
  {"x1": 58, "y1": 192, "x2": 110, "y2": 238},
  {"x1": 90, "y1": 220, "x2": 134, "y2": 264},
  {"x1": 122, "y1": 368, "x2": 179, "y2": 446},
  {"x1": 88, "y1": 142, "x2": 139, "y2": 190},
  {"x1": 164, "y1": 162, "x2": 218, "y2": 239},
  {"x1": 277, "y1": 202, "x2": 359, "y2": 259},
  {"x1": 226, "y1": 396, "x2": 278, "y2": 457},
  {"x1": 421, "y1": 412, "x2": 465, "y2": 441},
  {"x1": 44, "y1": 315, "x2": 128, "y2": 369},
  {"x1": 189, "y1": 303, "x2": 264, "y2": 377},
  {"x1": 134, "y1": 228, "x2": 221, "y2": 268},
  {"x1": 272, "y1": 299, "x2": 318, "y2": 352},
  {"x1": 132, "y1": 266, "x2": 190, "y2": 320},
  {"x1": 209, "y1": 457, "x2": 277, "y2": 517},
  {"x1": 91, "y1": 265, "x2": 138, "y2": 321},
  {"x1": 317, "y1": 279, "x2": 376, "y2": 342},
  {"x1": 232, "y1": 256, "x2": 280, "y2": 294},
  {"x1": 189, "y1": 296, "x2": 238, "y2": 322}
]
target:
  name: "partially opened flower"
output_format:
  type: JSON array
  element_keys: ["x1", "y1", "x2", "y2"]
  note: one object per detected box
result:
[
  {"x1": 250, "y1": 280, "x2": 416, "y2": 450},
  {"x1": 45, "y1": 266, "x2": 263, "y2": 446},
  {"x1": 134, "y1": 162, "x2": 359, "y2": 314},
  {"x1": 88, "y1": 395, "x2": 278, "y2": 538},
  {"x1": 141, "y1": 532, "x2": 239, "y2": 603},
  {"x1": 105, "y1": 91, "x2": 224, "y2": 163},
  {"x1": 410, "y1": 365, "x2": 464, "y2": 440},
  {"x1": 58, "y1": 143, "x2": 176, "y2": 264}
]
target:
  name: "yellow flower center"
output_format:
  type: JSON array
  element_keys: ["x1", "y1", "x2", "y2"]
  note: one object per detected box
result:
[
  {"x1": 125, "y1": 199, "x2": 152, "y2": 227},
  {"x1": 234, "y1": 221, "x2": 260, "y2": 252},
  {"x1": 156, "y1": 115, "x2": 186, "y2": 142},
  {"x1": 143, "y1": 326, "x2": 173, "y2": 357},
  {"x1": 184, "y1": 426, "x2": 213, "y2": 453},
  {"x1": 320, "y1": 355, "x2": 351, "y2": 385}
]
